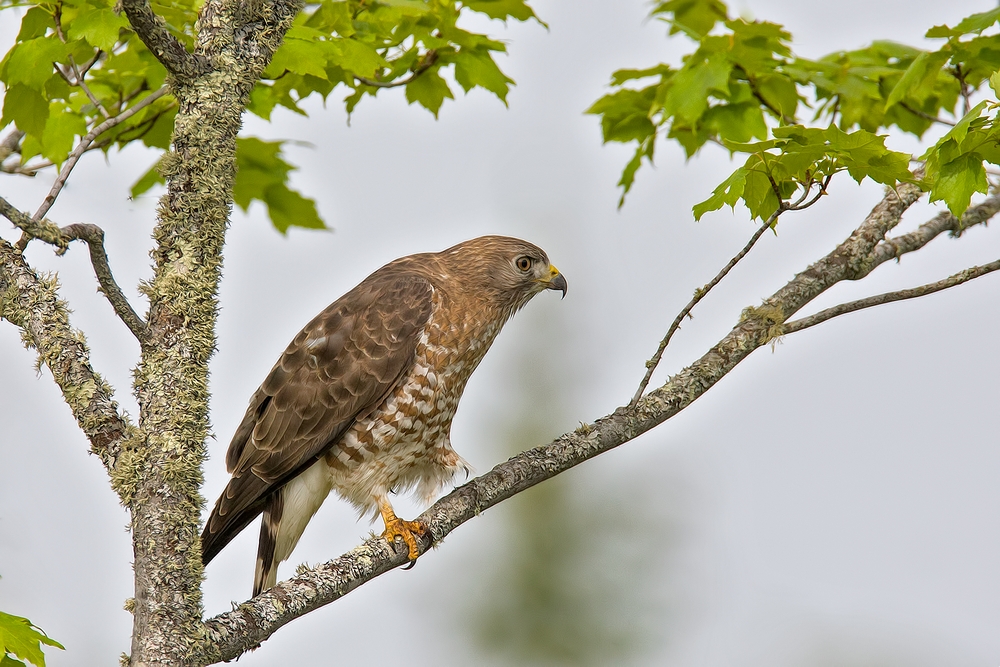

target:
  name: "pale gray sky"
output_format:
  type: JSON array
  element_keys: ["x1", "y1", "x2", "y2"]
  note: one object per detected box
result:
[{"x1": 1, "y1": 1, "x2": 998, "y2": 665}]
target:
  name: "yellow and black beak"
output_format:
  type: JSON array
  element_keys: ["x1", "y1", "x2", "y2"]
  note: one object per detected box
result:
[{"x1": 541, "y1": 265, "x2": 568, "y2": 298}]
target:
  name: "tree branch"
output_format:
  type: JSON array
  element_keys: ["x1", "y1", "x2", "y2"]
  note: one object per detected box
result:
[
  {"x1": 631, "y1": 173, "x2": 835, "y2": 404},
  {"x1": 899, "y1": 101, "x2": 955, "y2": 127},
  {"x1": 873, "y1": 194, "x2": 1000, "y2": 268},
  {"x1": 631, "y1": 214, "x2": 774, "y2": 405},
  {"x1": 354, "y1": 50, "x2": 439, "y2": 88},
  {"x1": 0, "y1": 197, "x2": 151, "y2": 346},
  {"x1": 0, "y1": 129, "x2": 24, "y2": 163},
  {"x1": 783, "y1": 258, "x2": 1000, "y2": 334},
  {"x1": 197, "y1": 179, "x2": 934, "y2": 664},
  {"x1": 120, "y1": 0, "x2": 210, "y2": 79},
  {"x1": 32, "y1": 87, "x2": 169, "y2": 222},
  {"x1": 0, "y1": 236, "x2": 135, "y2": 474}
]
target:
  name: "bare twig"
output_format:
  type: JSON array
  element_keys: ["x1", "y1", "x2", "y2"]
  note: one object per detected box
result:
[
  {"x1": 71, "y1": 56, "x2": 112, "y2": 119},
  {"x1": 783, "y1": 259, "x2": 1000, "y2": 335},
  {"x1": 631, "y1": 174, "x2": 834, "y2": 404},
  {"x1": 62, "y1": 223, "x2": 151, "y2": 345},
  {"x1": 0, "y1": 197, "x2": 151, "y2": 345},
  {"x1": 3, "y1": 136, "x2": 120, "y2": 176},
  {"x1": 631, "y1": 211, "x2": 776, "y2": 405},
  {"x1": 899, "y1": 101, "x2": 956, "y2": 127},
  {"x1": 32, "y1": 87, "x2": 169, "y2": 222},
  {"x1": 1, "y1": 164, "x2": 41, "y2": 176},
  {"x1": 354, "y1": 50, "x2": 438, "y2": 89}
]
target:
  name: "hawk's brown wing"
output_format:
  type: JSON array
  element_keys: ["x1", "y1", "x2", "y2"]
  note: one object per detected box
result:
[{"x1": 201, "y1": 270, "x2": 434, "y2": 564}]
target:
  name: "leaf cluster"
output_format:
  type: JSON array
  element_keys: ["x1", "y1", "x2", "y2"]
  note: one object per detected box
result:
[
  {"x1": 0, "y1": 0, "x2": 538, "y2": 231},
  {"x1": 0, "y1": 0, "x2": 173, "y2": 166},
  {"x1": 588, "y1": 0, "x2": 1000, "y2": 220},
  {"x1": 253, "y1": 0, "x2": 539, "y2": 120}
]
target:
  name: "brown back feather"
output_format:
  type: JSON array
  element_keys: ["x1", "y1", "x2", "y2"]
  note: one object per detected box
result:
[{"x1": 201, "y1": 270, "x2": 434, "y2": 564}]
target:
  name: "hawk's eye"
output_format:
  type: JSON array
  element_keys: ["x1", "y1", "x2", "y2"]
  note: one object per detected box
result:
[{"x1": 515, "y1": 256, "x2": 532, "y2": 272}]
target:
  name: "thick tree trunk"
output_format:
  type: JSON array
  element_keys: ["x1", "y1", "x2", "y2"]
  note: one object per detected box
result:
[
  {"x1": 123, "y1": 1, "x2": 300, "y2": 662},
  {"x1": 127, "y1": 71, "x2": 239, "y2": 666}
]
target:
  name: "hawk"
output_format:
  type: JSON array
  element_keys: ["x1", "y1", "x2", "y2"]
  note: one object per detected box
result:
[{"x1": 201, "y1": 236, "x2": 567, "y2": 595}]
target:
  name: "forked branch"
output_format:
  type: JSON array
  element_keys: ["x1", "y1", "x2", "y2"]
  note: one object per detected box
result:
[
  {"x1": 0, "y1": 197, "x2": 150, "y2": 345},
  {"x1": 0, "y1": 235, "x2": 134, "y2": 470},
  {"x1": 33, "y1": 87, "x2": 169, "y2": 221},
  {"x1": 120, "y1": 0, "x2": 210, "y2": 78},
  {"x1": 631, "y1": 174, "x2": 833, "y2": 404}
]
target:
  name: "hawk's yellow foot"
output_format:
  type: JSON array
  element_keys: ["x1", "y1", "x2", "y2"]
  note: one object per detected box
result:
[{"x1": 378, "y1": 498, "x2": 427, "y2": 560}]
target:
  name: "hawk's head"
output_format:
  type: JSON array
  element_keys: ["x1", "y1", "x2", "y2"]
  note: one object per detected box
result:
[{"x1": 438, "y1": 235, "x2": 567, "y2": 312}]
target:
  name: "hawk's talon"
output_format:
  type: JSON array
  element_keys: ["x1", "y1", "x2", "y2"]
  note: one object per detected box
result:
[{"x1": 382, "y1": 516, "x2": 427, "y2": 560}]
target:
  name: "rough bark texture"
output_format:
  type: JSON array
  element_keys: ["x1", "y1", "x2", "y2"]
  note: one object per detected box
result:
[
  {"x1": 0, "y1": 238, "x2": 135, "y2": 474},
  {"x1": 193, "y1": 180, "x2": 1000, "y2": 663},
  {"x1": 121, "y1": 0, "x2": 301, "y2": 663}
]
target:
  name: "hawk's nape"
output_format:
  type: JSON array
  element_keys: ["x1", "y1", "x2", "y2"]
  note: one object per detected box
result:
[{"x1": 201, "y1": 236, "x2": 567, "y2": 596}]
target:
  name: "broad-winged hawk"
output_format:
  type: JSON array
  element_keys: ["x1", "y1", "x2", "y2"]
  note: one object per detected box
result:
[{"x1": 201, "y1": 236, "x2": 567, "y2": 595}]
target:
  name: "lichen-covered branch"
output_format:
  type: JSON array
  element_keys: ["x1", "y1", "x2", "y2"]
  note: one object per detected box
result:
[
  {"x1": 121, "y1": 0, "x2": 304, "y2": 663},
  {"x1": 0, "y1": 198, "x2": 151, "y2": 345},
  {"x1": 873, "y1": 194, "x2": 1000, "y2": 267},
  {"x1": 198, "y1": 180, "x2": 952, "y2": 663},
  {"x1": 0, "y1": 237, "x2": 135, "y2": 475},
  {"x1": 120, "y1": 0, "x2": 209, "y2": 79}
]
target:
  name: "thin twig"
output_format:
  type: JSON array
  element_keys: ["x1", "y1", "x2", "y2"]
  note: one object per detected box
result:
[
  {"x1": 739, "y1": 66, "x2": 795, "y2": 124},
  {"x1": 0, "y1": 129, "x2": 24, "y2": 162},
  {"x1": 630, "y1": 211, "x2": 778, "y2": 405},
  {"x1": 32, "y1": 87, "x2": 169, "y2": 222},
  {"x1": 72, "y1": 56, "x2": 111, "y2": 119},
  {"x1": 783, "y1": 259, "x2": 1000, "y2": 335},
  {"x1": 788, "y1": 173, "x2": 834, "y2": 211},
  {"x1": 0, "y1": 196, "x2": 151, "y2": 345},
  {"x1": 631, "y1": 174, "x2": 835, "y2": 404},
  {"x1": 52, "y1": 7, "x2": 110, "y2": 119},
  {"x1": 354, "y1": 50, "x2": 438, "y2": 89},
  {"x1": 899, "y1": 101, "x2": 955, "y2": 127},
  {"x1": 61, "y1": 223, "x2": 151, "y2": 345},
  {"x1": 3, "y1": 136, "x2": 116, "y2": 176},
  {"x1": 955, "y1": 64, "x2": 972, "y2": 116}
]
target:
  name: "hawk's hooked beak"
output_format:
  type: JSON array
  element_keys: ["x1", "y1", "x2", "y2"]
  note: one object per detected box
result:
[{"x1": 540, "y1": 265, "x2": 568, "y2": 298}]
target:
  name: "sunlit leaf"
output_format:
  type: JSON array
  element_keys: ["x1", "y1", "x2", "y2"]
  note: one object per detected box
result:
[{"x1": 0, "y1": 612, "x2": 64, "y2": 667}]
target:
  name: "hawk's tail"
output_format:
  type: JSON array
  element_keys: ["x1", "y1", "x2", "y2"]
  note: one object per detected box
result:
[
  {"x1": 254, "y1": 492, "x2": 284, "y2": 597},
  {"x1": 252, "y1": 458, "x2": 335, "y2": 596}
]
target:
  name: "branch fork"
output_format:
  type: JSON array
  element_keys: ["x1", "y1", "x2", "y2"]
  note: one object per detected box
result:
[{"x1": 0, "y1": 197, "x2": 151, "y2": 346}]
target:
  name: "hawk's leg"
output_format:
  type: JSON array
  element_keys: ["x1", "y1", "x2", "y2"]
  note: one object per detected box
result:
[{"x1": 377, "y1": 497, "x2": 427, "y2": 560}]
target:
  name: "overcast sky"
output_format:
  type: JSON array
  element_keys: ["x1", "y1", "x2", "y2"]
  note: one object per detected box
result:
[{"x1": 1, "y1": 0, "x2": 998, "y2": 665}]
